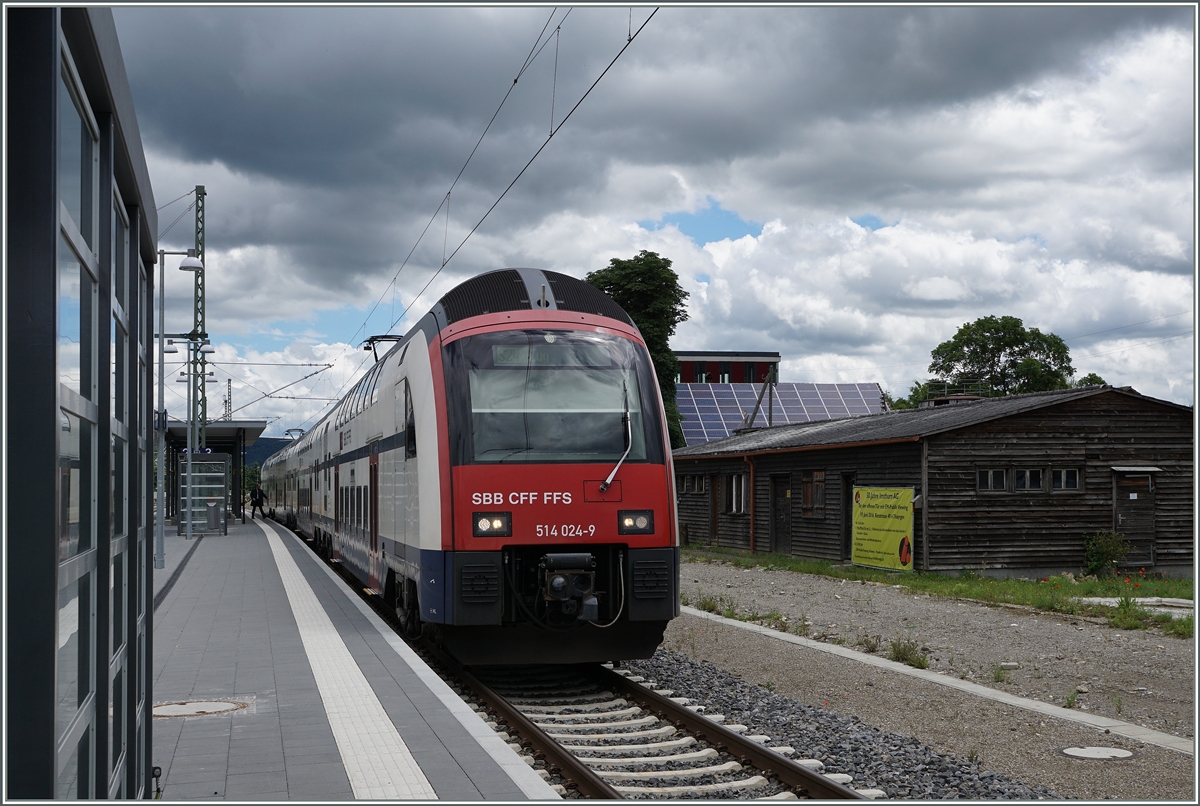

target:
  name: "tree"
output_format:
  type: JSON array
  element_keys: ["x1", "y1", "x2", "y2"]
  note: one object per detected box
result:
[
  {"x1": 884, "y1": 379, "x2": 930, "y2": 410},
  {"x1": 1073, "y1": 372, "x2": 1107, "y2": 388},
  {"x1": 928, "y1": 315, "x2": 1073, "y2": 395},
  {"x1": 586, "y1": 250, "x2": 690, "y2": 448}
]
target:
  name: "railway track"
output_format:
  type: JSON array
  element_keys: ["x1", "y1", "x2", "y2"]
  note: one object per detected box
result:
[{"x1": 315, "y1": 539, "x2": 874, "y2": 799}]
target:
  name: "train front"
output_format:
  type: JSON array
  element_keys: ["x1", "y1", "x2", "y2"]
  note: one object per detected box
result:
[{"x1": 439, "y1": 318, "x2": 679, "y2": 664}]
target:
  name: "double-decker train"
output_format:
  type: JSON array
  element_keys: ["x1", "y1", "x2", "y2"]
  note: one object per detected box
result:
[{"x1": 261, "y1": 269, "x2": 679, "y2": 664}]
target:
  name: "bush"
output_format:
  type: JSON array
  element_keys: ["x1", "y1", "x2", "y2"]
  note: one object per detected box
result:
[{"x1": 1082, "y1": 531, "x2": 1129, "y2": 578}]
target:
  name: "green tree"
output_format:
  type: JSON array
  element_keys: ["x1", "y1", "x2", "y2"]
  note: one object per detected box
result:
[
  {"x1": 885, "y1": 379, "x2": 930, "y2": 409},
  {"x1": 243, "y1": 461, "x2": 261, "y2": 495},
  {"x1": 928, "y1": 315, "x2": 1073, "y2": 395},
  {"x1": 586, "y1": 250, "x2": 690, "y2": 448},
  {"x1": 1073, "y1": 372, "x2": 1107, "y2": 387}
]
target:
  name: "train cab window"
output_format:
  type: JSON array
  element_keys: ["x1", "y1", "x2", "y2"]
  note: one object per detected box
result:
[{"x1": 442, "y1": 329, "x2": 665, "y2": 465}]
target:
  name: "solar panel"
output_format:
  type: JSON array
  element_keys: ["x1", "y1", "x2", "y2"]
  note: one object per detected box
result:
[{"x1": 675, "y1": 381, "x2": 884, "y2": 445}]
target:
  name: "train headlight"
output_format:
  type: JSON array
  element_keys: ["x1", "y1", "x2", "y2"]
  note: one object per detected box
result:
[
  {"x1": 617, "y1": 510, "x2": 654, "y2": 535},
  {"x1": 472, "y1": 512, "x2": 512, "y2": 537}
]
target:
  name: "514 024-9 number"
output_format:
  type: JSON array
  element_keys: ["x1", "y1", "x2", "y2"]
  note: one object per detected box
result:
[{"x1": 536, "y1": 524, "x2": 596, "y2": 537}]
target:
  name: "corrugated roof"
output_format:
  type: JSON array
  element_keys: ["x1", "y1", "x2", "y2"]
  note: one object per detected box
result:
[{"x1": 672, "y1": 386, "x2": 1190, "y2": 458}]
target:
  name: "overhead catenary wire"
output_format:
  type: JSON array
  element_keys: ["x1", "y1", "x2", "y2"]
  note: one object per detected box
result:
[
  {"x1": 334, "y1": 6, "x2": 574, "y2": 365},
  {"x1": 158, "y1": 200, "x2": 196, "y2": 240},
  {"x1": 292, "y1": 6, "x2": 627, "y2": 434},
  {"x1": 389, "y1": 7, "x2": 660, "y2": 332},
  {"x1": 156, "y1": 188, "x2": 195, "y2": 212}
]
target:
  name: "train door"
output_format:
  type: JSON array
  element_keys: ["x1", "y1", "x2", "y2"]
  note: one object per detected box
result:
[
  {"x1": 369, "y1": 455, "x2": 380, "y2": 591},
  {"x1": 333, "y1": 464, "x2": 341, "y2": 561}
]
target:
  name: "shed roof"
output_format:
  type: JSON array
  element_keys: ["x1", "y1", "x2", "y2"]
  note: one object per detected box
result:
[{"x1": 672, "y1": 386, "x2": 1191, "y2": 459}]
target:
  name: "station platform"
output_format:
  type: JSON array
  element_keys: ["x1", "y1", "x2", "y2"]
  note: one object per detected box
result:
[{"x1": 151, "y1": 517, "x2": 558, "y2": 800}]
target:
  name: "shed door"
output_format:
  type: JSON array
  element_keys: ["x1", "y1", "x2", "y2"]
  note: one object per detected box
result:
[
  {"x1": 1114, "y1": 474, "x2": 1155, "y2": 566},
  {"x1": 770, "y1": 475, "x2": 791, "y2": 555}
]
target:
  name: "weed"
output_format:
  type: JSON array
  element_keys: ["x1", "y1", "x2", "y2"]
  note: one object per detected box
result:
[
  {"x1": 856, "y1": 634, "x2": 882, "y2": 653},
  {"x1": 761, "y1": 609, "x2": 788, "y2": 631},
  {"x1": 888, "y1": 637, "x2": 928, "y2": 669},
  {"x1": 762, "y1": 681, "x2": 776, "y2": 692},
  {"x1": 679, "y1": 592, "x2": 691, "y2": 607},
  {"x1": 1109, "y1": 694, "x2": 1123, "y2": 715},
  {"x1": 1161, "y1": 615, "x2": 1194, "y2": 639},
  {"x1": 967, "y1": 749, "x2": 978, "y2": 764},
  {"x1": 1082, "y1": 531, "x2": 1129, "y2": 578},
  {"x1": 831, "y1": 636, "x2": 846, "y2": 645},
  {"x1": 1064, "y1": 690, "x2": 1078, "y2": 708},
  {"x1": 722, "y1": 604, "x2": 738, "y2": 619},
  {"x1": 791, "y1": 613, "x2": 811, "y2": 637},
  {"x1": 696, "y1": 592, "x2": 720, "y2": 613},
  {"x1": 992, "y1": 666, "x2": 1010, "y2": 683}
]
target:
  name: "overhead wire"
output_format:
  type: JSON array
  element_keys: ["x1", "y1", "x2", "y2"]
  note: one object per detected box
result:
[
  {"x1": 334, "y1": 6, "x2": 573, "y2": 364},
  {"x1": 389, "y1": 6, "x2": 659, "y2": 332},
  {"x1": 158, "y1": 200, "x2": 196, "y2": 240},
  {"x1": 294, "y1": 9, "x2": 571, "y2": 432},
  {"x1": 156, "y1": 188, "x2": 195, "y2": 212}
]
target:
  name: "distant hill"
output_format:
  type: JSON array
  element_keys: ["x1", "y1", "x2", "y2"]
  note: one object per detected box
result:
[{"x1": 246, "y1": 437, "x2": 292, "y2": 469}]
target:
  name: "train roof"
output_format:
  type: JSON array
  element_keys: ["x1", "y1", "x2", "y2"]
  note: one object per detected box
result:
[
  {"x1": 265, "y1": 269, "x2": 637, "y2": 467},
  {"x1": 434, "y1": 269, "x2": 635, "y2": 328}
]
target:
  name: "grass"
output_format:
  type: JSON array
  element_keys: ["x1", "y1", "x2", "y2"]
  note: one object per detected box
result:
[
  {"x1": 888, "y1": 637, "x2": 929, "y2": 669},
  {"x1": 682, "y1": 547, "x2": 1194, "y2": 637},
  {"x1": 992, "y1": 666, "x2": 1010, "y2": 683},
  {"x1": 1064, "y1": 689, "x2": 1078, "y2": 709}
]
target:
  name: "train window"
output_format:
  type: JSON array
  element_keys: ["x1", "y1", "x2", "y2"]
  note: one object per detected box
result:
[
  {"x1": 404, "y1": 379, "x2": 416, "y2": 458},
  {"x1": 369, "y1": 363, "x2": 384, "y2": 406},
  {"x1": 443, "y1": 330, "x2": 665, "y2": 465}
]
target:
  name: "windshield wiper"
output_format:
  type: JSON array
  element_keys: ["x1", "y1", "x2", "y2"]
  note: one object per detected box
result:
[{"x1": 599, "y1": 382, "x2": 631, "y2": 493}]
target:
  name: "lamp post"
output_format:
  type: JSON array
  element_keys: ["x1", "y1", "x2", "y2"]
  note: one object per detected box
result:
[{"x1": 156, "y1": 250, "x2": 203, "y2": 568}]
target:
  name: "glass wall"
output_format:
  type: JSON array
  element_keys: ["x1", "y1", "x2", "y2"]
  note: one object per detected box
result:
[
  {"x1": 55, "y1": 20, "x2": 151, "y2": 799},
  {"x1": 57, "y1": 36, "x2": 100, "y2": 798},
  {"x1": 8, "y1": 9, "x2": 154, "y2": 797}
]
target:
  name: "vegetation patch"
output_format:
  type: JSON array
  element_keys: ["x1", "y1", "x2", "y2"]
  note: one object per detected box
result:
[
  {"x1": 682, "y1": 548, "x2": 1192, "y2": 638},
  {"x1": 888, "y1": 637, "x2": 929, "y2": 669}
]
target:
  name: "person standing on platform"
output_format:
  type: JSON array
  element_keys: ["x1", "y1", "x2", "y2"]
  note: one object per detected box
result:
[{"x1": 250, "y1": 483, "x2": 267, "y2": 520}]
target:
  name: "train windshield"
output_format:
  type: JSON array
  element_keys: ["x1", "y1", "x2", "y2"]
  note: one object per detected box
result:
[{"x1": 443, "y1": 330, "x2": 665, "y2": 464}]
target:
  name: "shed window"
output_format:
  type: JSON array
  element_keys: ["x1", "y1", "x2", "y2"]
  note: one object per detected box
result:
[
  {"x1": 977, "y1": 469, "x2": 1006, "y2": 491},
  {"x1": 1015, "y1": 468, "x2": 1043, "y2": 491},
  {"x1": 722, "y1": 473, "x2": 748, "y2": 514},
  {"x1": 799, "y1": 470, "x2": 825, "y2": 517},
  {"x1": 680, "y1": 474, "x2": 706, "y2": 494},
  {"x1": 1052, "y1": 468, "x2": 1080, "y2": 490}
]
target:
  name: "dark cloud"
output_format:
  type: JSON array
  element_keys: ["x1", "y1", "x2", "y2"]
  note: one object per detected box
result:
[{"x1": 110, "y1": 6, "x2": 1192, "y2": 421}]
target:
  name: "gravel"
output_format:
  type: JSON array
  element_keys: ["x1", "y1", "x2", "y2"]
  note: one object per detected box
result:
[
  {"x1": 621, "y1": 557, "x2": 1194, "y2": 800},
  {"x1": 627, "y1": 649, "x2": 1057, "y2": 800}
]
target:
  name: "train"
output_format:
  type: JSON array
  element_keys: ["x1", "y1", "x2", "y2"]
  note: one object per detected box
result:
[{"x1": 261, "y1": 269, "x2": 679, "y2": 664}]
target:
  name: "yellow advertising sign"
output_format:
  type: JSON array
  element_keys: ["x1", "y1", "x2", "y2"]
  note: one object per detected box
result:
[{"x1": 851, "y1": 487, "x2": 915, "y2": 572}]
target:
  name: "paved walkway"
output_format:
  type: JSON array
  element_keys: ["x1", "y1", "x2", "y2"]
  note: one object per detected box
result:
[
  {"x1": 681, "y1": 605, "x2": 1193, "y2": 756},
  {"x1": 151, "y1": 518, "x2": 557, "y2": 800}
]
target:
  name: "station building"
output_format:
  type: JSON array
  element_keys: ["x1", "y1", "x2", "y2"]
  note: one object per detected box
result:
[
  {"x1": 673, "y1": 386, "x2": 1193, "y2": 578},
  {"x1": 7, "y1": 8, "x2": 157, "y2": 797}
]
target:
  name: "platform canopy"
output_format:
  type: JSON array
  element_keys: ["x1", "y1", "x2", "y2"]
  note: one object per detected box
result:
[{"x1": 165, "y1": 419, "x2": 268, "y2": 448}]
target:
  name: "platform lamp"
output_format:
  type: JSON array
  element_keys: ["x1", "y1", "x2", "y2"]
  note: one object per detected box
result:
[{"x1": 155, "y1": 250, "x2": 203, "y2": 568}]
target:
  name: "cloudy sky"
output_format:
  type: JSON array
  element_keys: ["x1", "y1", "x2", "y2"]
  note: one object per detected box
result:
[{"x1": 111, "y1": 5, "x2": 1196, "y2": 437}]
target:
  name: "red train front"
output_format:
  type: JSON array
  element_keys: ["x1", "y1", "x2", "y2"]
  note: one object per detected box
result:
[{"x1": 264, "y1": 269, "x2": 679, "y2": 664}]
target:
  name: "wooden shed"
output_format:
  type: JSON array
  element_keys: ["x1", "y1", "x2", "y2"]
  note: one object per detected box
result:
[{"x1": 672, "y1": 387, "x2": 1193, "y2": 577}]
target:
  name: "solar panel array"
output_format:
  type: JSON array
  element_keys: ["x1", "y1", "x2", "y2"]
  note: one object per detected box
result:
[{"x1": 676, "y1": 383, "x2": 885, "y2": 446}]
